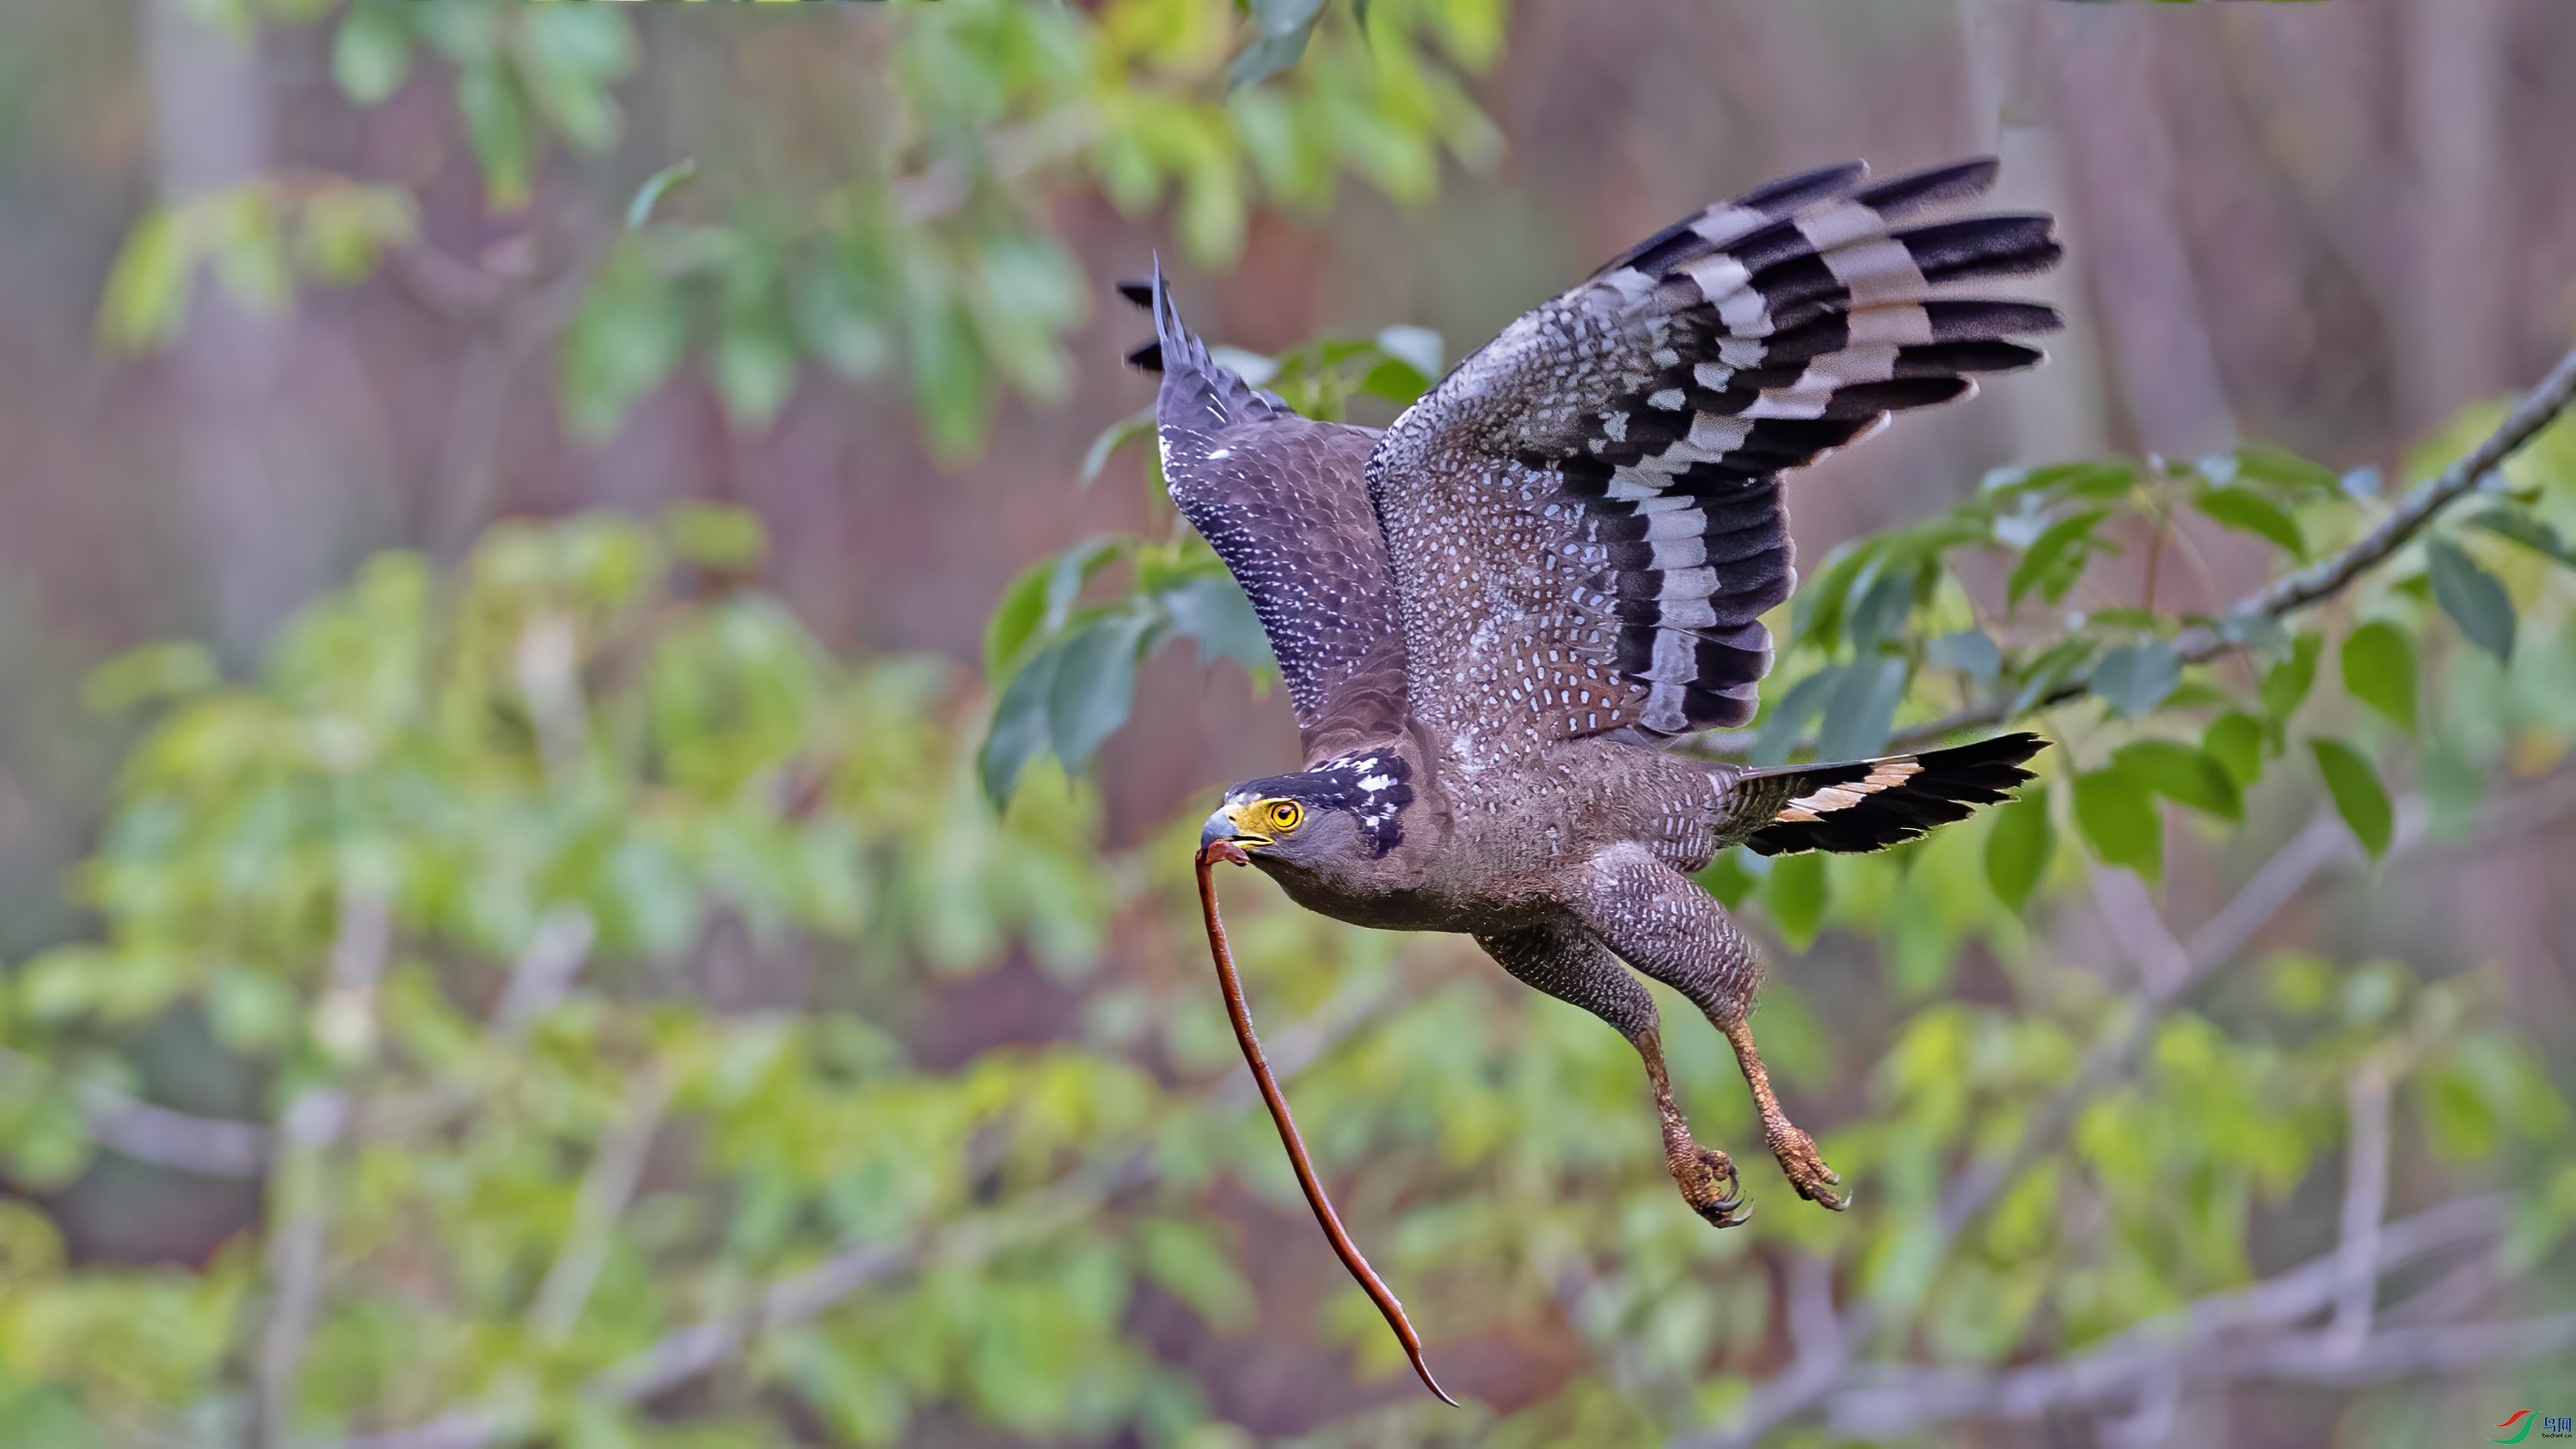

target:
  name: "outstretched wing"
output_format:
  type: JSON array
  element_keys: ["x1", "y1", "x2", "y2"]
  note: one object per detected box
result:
[
  {"x1": 1134, "y1": 272, "x2": 1408, "y2": 764},
  {"x1": 1366, "y1": 159, "x2": 2062, "y2": 764}
]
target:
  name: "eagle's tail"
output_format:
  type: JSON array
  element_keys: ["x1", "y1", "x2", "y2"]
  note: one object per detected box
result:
[{"x1": 1739, "y1": 732, "x2": 2045, "y2": 856}]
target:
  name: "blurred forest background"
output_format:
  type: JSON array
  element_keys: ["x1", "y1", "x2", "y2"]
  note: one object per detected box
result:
[{"x1": 2, "y1": 1, "x2": 2574, "y2": 1446}]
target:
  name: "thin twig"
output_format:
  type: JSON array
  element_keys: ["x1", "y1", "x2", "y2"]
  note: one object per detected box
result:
[
  {"x1": 60, "y1": 1069, "x2": 273, "y2": 1176},
  {"x1": 1817, "y1": 1195, "x2": 2535, "y2": 1435},
  {"x1": 490, "y1": 905, "x2": 598, "y2": 1037},
  {"x1": 2329, "y1": 1055, "x2": 2395, "y2": 1355},
  {"x1": 526, "y1": 1060, "x2": 678, "y2": 1345},
  {"x1": 256, "y1": 885, "x2": 388, "y2": 1447}
]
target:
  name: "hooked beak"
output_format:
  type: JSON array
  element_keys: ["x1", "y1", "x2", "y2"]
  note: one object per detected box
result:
[{"x1": 1199, "y1": 802, "x2": 1268, "y2": 856}]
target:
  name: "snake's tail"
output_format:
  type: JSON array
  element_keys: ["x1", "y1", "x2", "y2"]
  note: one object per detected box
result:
[{"x1": 1193, "y1": 846, "x2": 1460, "y2": 1409}]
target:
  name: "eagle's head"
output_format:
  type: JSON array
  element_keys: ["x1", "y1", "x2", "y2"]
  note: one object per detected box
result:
[{"x1": 1199, "y1": 752, "x2": 1413, "y2": 875}]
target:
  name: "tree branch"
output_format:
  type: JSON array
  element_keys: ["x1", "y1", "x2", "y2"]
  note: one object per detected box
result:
[
  {"x1": 1816, "y1": 1194, "x2": 2536, "y2": 1436},
  {"x1": 525, "y1": 1059, "x2": 678, "y2": 1345},
  {"x1": 2328, "y1": 1055, "x2": 2395, "y2": 1355},
  {"x1": 1876, "y1": 344, "x2": 2576, "y2": 751},
  {"x1": 1678, "y1": 345, "x2": 2576, "y2": 762}
]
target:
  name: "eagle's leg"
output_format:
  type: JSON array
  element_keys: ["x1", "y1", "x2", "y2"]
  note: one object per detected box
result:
[
  {"x1": 1714, "y1": 1012, "x2": 1844, "y2": 1211},
  {"x1": 1474, "y1": 922, "x2": 1747, "y2": 1228},
  {"x1": 1576, "y1": 849, "x2": 1847, "y2": 1213},
  {"x1": 1635, "y1": 1022, "x2": 1749, "y2": 1228}
]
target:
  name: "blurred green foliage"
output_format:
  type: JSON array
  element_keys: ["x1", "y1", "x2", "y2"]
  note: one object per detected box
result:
[
  {"x1": 30, "y1": 0, "x2": 2576, "y2": 1442},
  {"x1": 107, "y1": 0, "x2": 1501, "y2": 460},
  {"x1": 9, "y1": 455, "x2": 2575, "y2": 1440}
]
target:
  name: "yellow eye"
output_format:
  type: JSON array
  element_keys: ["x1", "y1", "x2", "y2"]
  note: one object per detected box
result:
[{"x1": 1266, "y1": 800, "x2": 1303, "y2": 832}]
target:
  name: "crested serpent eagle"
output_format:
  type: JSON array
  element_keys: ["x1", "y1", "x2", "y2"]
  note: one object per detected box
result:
[{"x1": 1125, "y1": 158, "x2": 2057, "y2": 1367}]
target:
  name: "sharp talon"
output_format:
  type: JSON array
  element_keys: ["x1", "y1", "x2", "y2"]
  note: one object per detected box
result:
[
  {"x1": 1675, "y1": 1144, "x2": 1753, "y2": 1227},
  {"x1": 1695, "y1": 1195, "x2": 1754, "y2": 1229},
  {"x1": 1768, "y1": 1127, "x2": 1845, "y2": 1213}
]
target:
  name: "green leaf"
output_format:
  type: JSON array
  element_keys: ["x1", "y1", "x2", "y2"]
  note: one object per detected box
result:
[
  {"x1": 1080, "y1": 407, "x2": 1156, "y2": 486},
  {"x1": 83, "y1": 642, "x2": 218, "y2": 715},
  {"x1": 559, "y1": 238, "x2": 685, "y2": 440},
  {"x1": 1045, "y1": 615, "x2": 1150, "y2": 771},
  {"x1": 2309, "y1": 737, "x2": 2393, "y2": 857},
  {"x1": 1982, "y1": 460, "x2": 2135, "y2": 503},
  {"x1": 454, "y1": 64, "x2": 535, "y2": 210},
  {"x1": 1844, "y1": 566, "x2": 1917, "y2": 652},
  {"x1": 2005, "y1": 636, "x2": 2096, "y2": 720},
  {"x1": 2339, "y1": 620, "x2": 2418, "y2": 733},
  {"x1": 910, "y1": 292, "x2": 993, "y2": 464},
  {"x1": 984, "y1": 559, "x2": 1054, "y2": 682},
  {"x1": 1927, "y1": 629, "x2": 2000, "y2": 683},
  {"x1": 1698, "y1": 847, "x2": 1757, "y2": 909},
  {"x1": 2007, "y1": 508, "x2": 2112, "y2": 608},
  {"x1": 1372, "y1": 324, "x2": 1442, "y2": 381},
  {"x1": 2424, "y1": 537, "x2": 2516, "y2": 661},
  {"x1": 2258, "y1": 630, "x2": 2322, "y2": 722},
  {"x1": 661, "y1": 502, "x2": 766, "y2": 573},
  {"x1": 97, "y1": 209, "x2": 193, "y2": 352},
  {"x1": 1751, "y1": 666, "x2": 1842, "y2": 767},
  {"x1": 2071, "y1": 767, "x2": 2161, "y2": 880},
  {"x1": 2112, "y1": 739, "x2": 2240, "y2": 820},
  {"x1": 2203, "y1": 710, "x2": 2265, "y2": 790},
  {"x1": 2229, "y1": 445, "x2": 2341, "y2": 497},
  {"x1": 2089, "y1": 641, "x2": 2180, "y2": 719},
  {"x1": 979, "y1": 642, "x2": 1061, "y2": 805},
  {"x1": 714, "y1": 319, "x2": 801, "y2": 432},
  {"x1": 1817, "y1": 655, "x2": 1906, "y2": 761},
  {"x1": 2467, "y1": 506, "x2": 2576, "y2": 566},
  {"x1": 1160, "y1": 575, "x2": 1273, "y2": 672},
  {"x1": 1137, "y1": 1218, "x2": 1254, "y2": 1331},
  {"x1": 1357, "y1": 358, "x2": 1430, "y2": 407},
  {"x1": 1229, "y1": 0, "x2": 1328, "y2": 89},
  {"x1": 624, "y1": 157, "x2": 697, "y2": 230},
  {"x1": 1984, "y1": 784, "x2": 2053, "y2": 912},
  {"x1": 1045, "y1": 536, "x2": 1128, "y2": 634},
  {"x1": 2191, "y1": 485, "x2": 2305, "y2": 558},
  {"x1": 1764, "y1": 851, "x2": 1827, "y2": 950},
  {"x1": 332, "y1": 2, "x2": 414, "y2": 106}
]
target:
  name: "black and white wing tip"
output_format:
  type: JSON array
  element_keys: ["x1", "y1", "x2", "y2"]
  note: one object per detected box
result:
[
  {"x1": 1743, "y1": 731, "x2": 2046, "y2": 857},
  {"x1": 1555, "y1": 158, "x2": 2065, "y2": 739}
]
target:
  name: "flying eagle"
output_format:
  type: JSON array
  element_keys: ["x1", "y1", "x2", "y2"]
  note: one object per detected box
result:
[{"x1": 1128, "y1": 157, "x2": 2058, "y2": 1397}]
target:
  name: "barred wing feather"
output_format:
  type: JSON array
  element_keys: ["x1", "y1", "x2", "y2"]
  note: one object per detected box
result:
[
  {"x1": 1368, "y1": 158, "x2": 2063, "y2": 762},
  {"x1": 1138, "y1": 273, "x2": 1411, "y2": 764}
]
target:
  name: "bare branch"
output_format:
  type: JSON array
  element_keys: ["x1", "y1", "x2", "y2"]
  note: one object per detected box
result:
[
  {"x1": 2328, "y1": 1057, "x2": 2395, "y2": 1355},
  {"x1": 257, "y1": 886, "x2": 386, "y2": 1449},
  {"x1": 2230, "y1": 345, "x2": 2576, "y2": 623},
  {"x1": 1817, "y1": 1194, "x2": 2513, "y2": 1435},
  {"x1": 255, "y1": 1090, "x2": 352, "y2": 1449},
  {"x1": 68, "y1": 1074, "x2": 272, "y2": 1177},
  {"x1": 490, "y1": 905, "x2": 598, "y2": 1037},
  {"x1": 590, "y1": 1240, "x2": 911, "y2": 1407},
  {"x1": 526, "y1": 1060, "x2": 678, "y2": 1345}
]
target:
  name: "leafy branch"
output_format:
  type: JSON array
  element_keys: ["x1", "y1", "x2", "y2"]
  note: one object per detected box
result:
[{"x1": 1869, "y1": 343, "x2": 2576, "y2": 752}]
